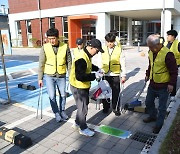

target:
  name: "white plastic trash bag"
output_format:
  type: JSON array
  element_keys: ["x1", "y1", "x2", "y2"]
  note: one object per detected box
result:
[{"x1": 90, "y1": 80, "x2": 112, "y2": 100}]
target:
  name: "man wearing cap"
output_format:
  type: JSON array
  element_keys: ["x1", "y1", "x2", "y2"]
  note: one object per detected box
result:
[
  {"x1": 100, "y1": 32, "x2": 126, "y2": 116},
  {"x1": 70, "y1": 38, "x2": 104, "y2": 137},
  {"x1": 72, "y1": 38, "x2": 84, "y2": 59},
  {"x1": 164, "y1": 29, "x2": 180, "y2": 102}
]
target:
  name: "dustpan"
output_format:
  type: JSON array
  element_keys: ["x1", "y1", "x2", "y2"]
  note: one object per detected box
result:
[{"x1": 124, "y1": 81, "x2": 147, "y2": 110}]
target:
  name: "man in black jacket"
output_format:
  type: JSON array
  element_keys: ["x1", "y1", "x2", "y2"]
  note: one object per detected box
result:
[{"x1": 70, "y1": 38, "x2": 104, "y2": 137}]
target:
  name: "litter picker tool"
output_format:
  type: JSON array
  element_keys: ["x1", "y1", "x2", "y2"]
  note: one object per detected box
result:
[
  {"x1": 115, "y1": 78, "x2": 125, "y2": 115},
  {"x1": 124, "y1": 81, "x2": 147, "y2": 111},
  {"x1": 36, "y1": 86, "x2": 43, "y2": 119}
]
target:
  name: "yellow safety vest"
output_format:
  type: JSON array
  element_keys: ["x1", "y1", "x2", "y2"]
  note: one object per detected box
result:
[
  {"x1": 149, "y1": 46, "x2": 170, "y2": 83},
  {"x1": 70, "y1": 51, "x2": 92, "y2": 89},
  {"x1": 73, "y1": 48, "x2": 83, "y2": 59},
  {"x1": 102, "y1": 46, "x2": 121, "y2": 74},
  {"x1": 44, "y1": 42, "x2": 67, "y2": 75},
  {"x1": 164, "y1": 40, "x2": 180, "y2": 65}
]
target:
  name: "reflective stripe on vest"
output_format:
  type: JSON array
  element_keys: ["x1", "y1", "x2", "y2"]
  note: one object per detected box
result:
[
  {"x1": 70, "y1": 51, "x2": 92, "y2": 89},
  {"x1": 149, "y1": 46, "x2": 170, "y2": 83},
  {"x1": 44, "y1": 42, "x2": 67, "y2": 75},
  {"x1": 164, "y1": 40, "x2": 180, "y2": 65},
  {"x1": 102, "y1": 46, "x2": 121, "y2": 74}
]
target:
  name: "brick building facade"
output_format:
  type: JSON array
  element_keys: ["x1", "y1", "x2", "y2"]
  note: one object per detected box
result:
[{"x1": 8, "y1": 0, "x2": 180, "y2": 48}]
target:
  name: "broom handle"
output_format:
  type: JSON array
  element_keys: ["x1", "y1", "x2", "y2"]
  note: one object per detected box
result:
[{"x1": 136, "y1": 81, "x2": 147, "y2": 100}]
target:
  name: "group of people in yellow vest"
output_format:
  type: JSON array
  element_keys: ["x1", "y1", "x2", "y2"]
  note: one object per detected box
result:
[{"x1": 38, "y1": 28, "x2": 179, "y2": 136}]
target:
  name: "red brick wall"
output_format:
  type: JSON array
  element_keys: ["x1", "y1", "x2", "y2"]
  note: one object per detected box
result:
[
  {"x1": 42, "y1": 18, "x2": 49, "y2": 42},
  {"x1": 9, "y1": 0, "x2": 122, "y2": 14},
  {"x1": 20, "y1": 20, "x2": 28, "y2": 46},
  {"x1": 31, "y1": 19, "x2": 40, "y2": 41},
  {"x1": 31, "y1": 19, "x2": 41, "y2": 45},
  {"x1": 9, "y1": 0, "x2": 38, "y2": 14},
  {"x1": 55, "y1": 17, "x2": 63, "y2": 36}
]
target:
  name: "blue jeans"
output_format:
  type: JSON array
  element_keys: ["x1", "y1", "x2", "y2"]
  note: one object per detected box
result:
[
  {"x1": 45, "y1": 75, "x2": 66, "y2": 114},
  {"x1": 145, "y1": 86, "x2": 169, "y2": 127}
]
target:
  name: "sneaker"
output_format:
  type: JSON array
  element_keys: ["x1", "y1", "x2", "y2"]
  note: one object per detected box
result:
[
  {"x1": 79, "y1": 128, "x2": 95, "y2": 137},
  {"x1": 72, "y1": 123, "x2": 80, "y2": 130},
  {"x1": 61, "y1": 111, "x2": 69, "y2": 120},
  {"x1": 55, "y1": 113, "x2": 62, "y2": 122},
  {"x1": 143, "y1": 117, "x2": 156, "y2": 123},
  {"x1": 170, "y1": 96, "x2": 176, "y2": 102}
]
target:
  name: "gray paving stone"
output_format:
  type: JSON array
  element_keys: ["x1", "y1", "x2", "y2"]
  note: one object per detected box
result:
[
  {"x1": 129, "y1": 140, "x2": 145, "y2": 150},
  {"x1": 44, "y1": 149, "x2": 59, "y2": 154},
  {"x1": 124, "y1": 147, "x2": 141, "y2": 154},
  {"x1": 93, "y1": 146, "x2": 109, "y2": 154},
  {"x1": 63, "y1": 146, "x2": 78, "y2": 153},
  {"x1": 31, "y1": 145, "x2": 49, "y2": 154},
  {"x1": 80, "y1": 143, "x2": 98, "y2": 153},
  {"x1": 111, "y1": 143, "x2": 128, "y2": 153},
  {"x1": 61, "y1": 136, "x2": 77, "y2": 146},
  {"x1": 50, "y1": 142, "x2": 68, "y2": 153},
  {"x1": 42, "y1": 139, "x2": 59, "y2": 148}
]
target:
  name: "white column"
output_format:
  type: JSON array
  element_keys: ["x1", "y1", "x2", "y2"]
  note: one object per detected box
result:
[
  {"x1": 161, "y1": 9, "x2": 172, "y2": 38},
  {"x1": 127, "y1": 18, "x2": 132, "y2": 46},
  {"x1": 173, "y1": 17, "x2": 180, "y2": 41},
  {"x1": 96, "y1": 13, "x2": 110, "y2": 46}
]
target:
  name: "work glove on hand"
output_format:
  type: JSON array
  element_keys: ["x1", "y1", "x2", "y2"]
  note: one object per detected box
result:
[
  {"x1": 98, "y1": 68, "x2": 105, "y2": 74},
  {"x1": 121, "y1": 76, "x2": 126, "y2": 83},
  {"x1": 95, "y1": 71, "x2": 104, "y2": 80}
]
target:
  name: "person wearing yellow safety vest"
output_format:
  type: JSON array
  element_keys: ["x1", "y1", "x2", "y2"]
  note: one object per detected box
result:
[
  {"x1": 143, "y1": 34, "x2": 178, "y2": 134},
  {"x1": 99, "y1": 32, "x2": 126, "y2": 116},
  {"x1": 38, "y1": 28, "x2": 72, "y2": 123},
  {"x1": 71, "y1": 38, "x2": 84, "y2": 59},
  {"x1": 164, "y1": 30, "x2": 180, "y2": 102},
  {"x1": 70, "y1": 38, "x2": 104, "y2": 137}
]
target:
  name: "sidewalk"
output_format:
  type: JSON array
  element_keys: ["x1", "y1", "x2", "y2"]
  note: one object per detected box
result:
[{"x1": 0, "y1": 47, "x2": 179, "y2": 154}]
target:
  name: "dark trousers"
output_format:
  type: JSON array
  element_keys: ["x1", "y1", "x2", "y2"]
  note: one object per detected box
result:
[
  {"x1": 102, "y1": 76, "x2": 120, "y2": 110},
  {"x1": 70, "y1": 85, "x2": 89, "y2": 130},
  {"x1": 145, "y1": 86, "x2": 169, "y2": 128}
]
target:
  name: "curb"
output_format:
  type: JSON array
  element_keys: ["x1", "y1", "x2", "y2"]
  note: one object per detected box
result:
[{"x1": 148, "y1": 89, "x2": 180, "y2": 154}]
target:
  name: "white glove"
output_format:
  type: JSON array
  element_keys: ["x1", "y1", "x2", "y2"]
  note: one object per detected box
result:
[
  {"x1": 98, "y1": 68, "x2": 105, "y2": 74},
  {"x1": 95, "y1": 71, "x2": 104, "y2": 80}
]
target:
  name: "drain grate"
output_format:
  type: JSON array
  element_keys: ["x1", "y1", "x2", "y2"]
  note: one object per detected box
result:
[{"x1": 131, "y1": 131, "x2": 157, "y2": 144}]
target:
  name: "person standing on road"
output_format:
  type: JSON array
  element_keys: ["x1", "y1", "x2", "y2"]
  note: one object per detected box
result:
[
  {"x1": 38, "y1": 28, "x2": 72, "y2": 122},
  {"x1": 100, "y1": 32, "x2": 126, "y2": 116},
  {"x1": 143, "y1": 34, "x2": 178, "y2": 134},
  {"x1": 70, "y1": 38, "x2": 104, "y2": 137},
  {"x1": 164, "y1": 29, "x2": 180, "y2": 102}
]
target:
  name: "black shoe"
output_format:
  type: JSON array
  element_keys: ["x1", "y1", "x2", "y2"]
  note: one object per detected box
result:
[
  {"x1": 143, "y1": 117, "x2": 156, "y2": 123},
  {"x1": 153, "y1": 126, "x2": 162, "y2": 134},
  {"x1": 102, "y1": 108, "x2": 109, "y2": 113},
  {"x1": 112, "y1": 109, "x2": 121, "y2": 116}
]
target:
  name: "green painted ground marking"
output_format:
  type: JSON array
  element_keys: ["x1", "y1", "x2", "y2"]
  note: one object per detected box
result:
[{"x1": 95, "y1": 125, "x2": 131, "y2": 139}]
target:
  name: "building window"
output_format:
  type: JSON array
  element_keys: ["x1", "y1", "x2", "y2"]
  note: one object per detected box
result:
[
  {"x1": 110, "y1": 15, "x2": 128, "y2": 45},
  {"x1": 26, "y1": 20, "x2": 32, "y2": 34},
  {"x1": 49, "y1": 18, "x2": 55, "y2": 28},
  {"x1": 132, "y1": 20, "x2": 143, "y2": 44},
  {"x1": 120, "y1": 17, "x2": 128, "y2": 45},
  {"x1": 63, "y1": 17, "x2": 68, "y2": 42},
  {"x1": 16, "y1": 21, "x2": 21, "y2": 35},
  {"x1": 82, "y1": 20, "x2": 96, "y2": 43}
]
